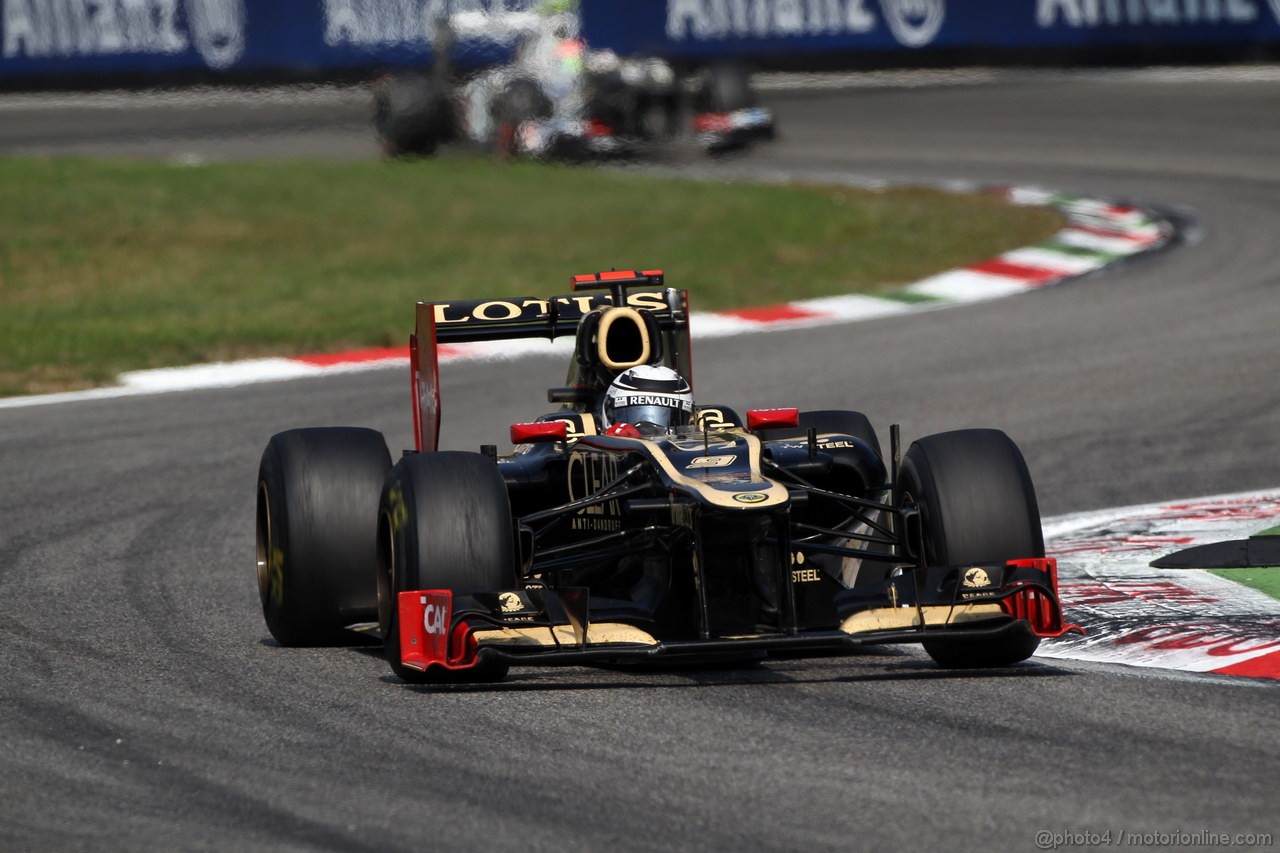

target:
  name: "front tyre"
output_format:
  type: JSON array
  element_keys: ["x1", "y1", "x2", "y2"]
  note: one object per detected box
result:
[
  {"x1": 491, "y1": 77, "x2": 553, "y2": 157},
  {"x1": 257, "y1": 428, "x2": 391, "y2": 646},
  {"x1": 899, "y1": 429, "x2": 1045, "y2": 668},
  {"x1": 378, "y1": 452, "x2": 518, "y2": 684},
  {"x1": 373, "y1": 73, "x2": 451, "y2": 157}
]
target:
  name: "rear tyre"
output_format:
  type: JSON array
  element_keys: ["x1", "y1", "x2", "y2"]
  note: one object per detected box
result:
[
  {"x1": 898, "y1": 429, "x2": 1045, "y2": 668},
  {"x1": 257, "y1": 428, "x2": 391, "y2": 646},
  {"x1": 378, "y1": 452, "x2": 518, "y2": 684}
]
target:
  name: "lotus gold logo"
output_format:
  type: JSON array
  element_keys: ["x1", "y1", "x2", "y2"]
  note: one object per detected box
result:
[
  {"x1": 962, "y1": 567, "x2": 992, "y2": 588},
  {"x1": 499, "y1": 592, "x2": 524, "y2": 612},
  {"x1": 733, "y1": 492, "x2": 768, "y2": 504}
]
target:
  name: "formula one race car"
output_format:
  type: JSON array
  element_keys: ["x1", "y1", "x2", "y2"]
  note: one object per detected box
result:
[
  {"x1": 255, "y1": 270, "x2": 1080, "y2": 684},
  {"x1": 372, "y1": 10, "x2": 774, "y2": 159}
]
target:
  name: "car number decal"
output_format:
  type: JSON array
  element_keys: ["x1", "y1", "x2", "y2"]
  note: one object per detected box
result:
[{"x1": 686, "y1": 455, "x2": 735, "y2": 469}]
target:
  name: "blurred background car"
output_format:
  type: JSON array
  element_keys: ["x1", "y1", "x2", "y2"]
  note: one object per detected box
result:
[{"x1": 371, "y1": 6, "x2": 774, "y2": 159}]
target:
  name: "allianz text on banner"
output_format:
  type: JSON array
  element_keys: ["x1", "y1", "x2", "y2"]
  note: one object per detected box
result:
[
  {"x1": 664, "y1": 0, "x2": 946, "y2": 48},
  {"x1": 2, "y1": 0, "x2": 246, "y2": 68}
]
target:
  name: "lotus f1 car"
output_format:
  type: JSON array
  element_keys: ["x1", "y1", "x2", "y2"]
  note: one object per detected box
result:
[{"x1": 256, "y1": 270, "x2": 1081, "y2": 684}]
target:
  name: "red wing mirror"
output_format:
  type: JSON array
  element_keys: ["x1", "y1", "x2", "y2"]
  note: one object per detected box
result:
[
  {"x1": 746, "y1": 408, "x2": 800, "y2": 431},
  {"x1": 510, "y1": 421, "x2": 569, "y2": 444}
]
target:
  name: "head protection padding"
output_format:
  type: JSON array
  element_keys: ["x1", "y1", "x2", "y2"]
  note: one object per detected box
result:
[{"x1": 576, "y1": 306, "x2": 663, "y2": 373}]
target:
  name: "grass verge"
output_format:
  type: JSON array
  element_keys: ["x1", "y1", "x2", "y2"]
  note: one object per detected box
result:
[
  {"x1": 1206, "y1": 527, "x2": 1280, "y2": 602},
  {"x1": 1207, "y1": 568, "x2": 1280, "y2": 602},
  {"x1": 0, "y1": 156, "x2": 1062, "y2": 396}
]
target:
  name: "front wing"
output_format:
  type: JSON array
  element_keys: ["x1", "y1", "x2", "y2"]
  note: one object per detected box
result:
[{"x1": 397, "y1": 558, "x2": 1083, "y2": 676}]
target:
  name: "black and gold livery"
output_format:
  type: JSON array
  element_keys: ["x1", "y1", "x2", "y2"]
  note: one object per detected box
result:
[{"x1": 254, "y1": 270, "x2": 1081, "y2": 685}]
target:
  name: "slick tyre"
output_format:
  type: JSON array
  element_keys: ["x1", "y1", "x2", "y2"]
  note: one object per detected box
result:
[
  {"x1": 492, "y1": 77, "x2": 552, "y2": 156},
  {"x1": 257, "y1": 428, "x2": 391, "y2": 646},
  {"x1": 378, "y1": 452, "x2": 518, "y2": 684},
  {"x1": 373, "y1": 73, "x2": 450, "y2": 157},
  {"x1": 899, "y1": 429, "x2": 1045, "y2": 668}
]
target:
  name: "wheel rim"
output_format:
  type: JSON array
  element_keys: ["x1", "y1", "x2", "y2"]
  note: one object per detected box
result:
[
  {"x1": 255, "y1": 481, "x2": 273, "y2": 605},
  {"x1": 376, "y1": 509, "x2": 396, "y2": 635}
]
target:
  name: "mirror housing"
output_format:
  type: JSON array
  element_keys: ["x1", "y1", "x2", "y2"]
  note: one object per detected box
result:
[
  {"x1": 510, "y1": 421, "x2": 569, "y2": 444},
  {"x1": 746, "y1": 408, "x2": 800, "y2": 431}
]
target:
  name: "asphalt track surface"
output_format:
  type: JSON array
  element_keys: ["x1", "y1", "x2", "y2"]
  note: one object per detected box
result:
[{"x1": 2, "y1": 73, "x2": 1278, "y2": 850}]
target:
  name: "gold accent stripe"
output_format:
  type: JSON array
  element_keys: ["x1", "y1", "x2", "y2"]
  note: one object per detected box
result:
[
  {"x1": 471, "y1": 622, "x2": 660, "y2": 648},
  {"x1": 642, "y1": 431, "x2": 790, "y2": 509},
  {"x1": 839, "y1": 603, "x2": 1005, "y2": 634}
]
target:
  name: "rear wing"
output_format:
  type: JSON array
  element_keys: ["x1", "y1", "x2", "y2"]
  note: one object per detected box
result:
[{"x1": 411, "y1": 271, "x2": 691, "y2": 452}]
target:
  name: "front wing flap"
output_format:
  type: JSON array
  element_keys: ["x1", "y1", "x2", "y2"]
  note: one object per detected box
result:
[
  {"x1": 397, "y1": 558, "x2": 1082, "y2": 675},
  {"x1": 397, "y1": 586, "x2": 662, "y2": 674},
  {"x1": 693, "y1": 107, "x2": 775, "y2": 148},
  {"x1": 834, "y1": 558, "x2": 1083, "y2": 640}
]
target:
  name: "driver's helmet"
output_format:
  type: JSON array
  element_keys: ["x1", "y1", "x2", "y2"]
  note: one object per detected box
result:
[{"x1": 600, "y1": 365, "x2": 693, "y2": 434}]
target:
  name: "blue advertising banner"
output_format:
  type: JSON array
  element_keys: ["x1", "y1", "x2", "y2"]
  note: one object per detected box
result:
[
  {"x1": 579, "y1": 0, "x2": 1280, "y2": 59},
  {"x1": 0, "y1": 0, "x2": 533, "y2": 81},
  {"x1": 3, "y1": 1, "x2": 1279, "y2": 84}
]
